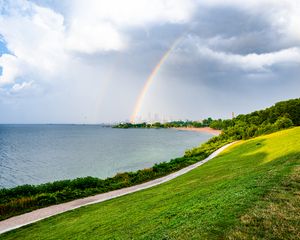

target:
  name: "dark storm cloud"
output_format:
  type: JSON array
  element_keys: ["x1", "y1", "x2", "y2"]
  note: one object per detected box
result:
[
  {"x1": 0, "y1": 0, "x2": 299, "y2": 123},
  {"x1": 136, "y1": 2, "x2": 300, "y2": 119},
  {"x1": 188, "y1": 6, "x2": 296, "y2": 53}
]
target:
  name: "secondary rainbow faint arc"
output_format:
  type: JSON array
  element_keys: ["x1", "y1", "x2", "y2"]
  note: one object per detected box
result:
[{"x1": 130, "y1": 36, "x2": 185, "y2": 123}]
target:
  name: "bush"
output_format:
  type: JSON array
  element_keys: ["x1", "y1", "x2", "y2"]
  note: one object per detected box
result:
[{"x1": 274, "y1": 117, "x2": 293, "y2": 130}]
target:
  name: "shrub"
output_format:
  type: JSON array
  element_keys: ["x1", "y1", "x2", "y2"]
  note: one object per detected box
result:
[{"x1": 274, "y1": 117, "x2": 293, "y2": 130}]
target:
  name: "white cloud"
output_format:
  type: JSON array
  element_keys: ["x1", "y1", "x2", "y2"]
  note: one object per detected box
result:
[
  {"x1": 269, "y1": 1, "x2": 300, "y2": 44},
  {"x1": 0, "y1": 54, "x2": 22, "y2": 86},
  {"x1": 64, "y1": 0, "x2": 196, "y2": 53},
  {"x1": 67, "y1": 0, "x2": 196, "y2": 27},
  {"x1": 65, "y1": 21, "x2": 125, "y2": 53},
  {"x1": 0, "y1": 0, "x2": 197, "y2": 89},
  {"x1": 197, "y1": 46, "x2": 300, "y2": 71},
  {"x1": 0, "y1": 1, "x2": 67, "y2": 89},
  {"x1": 11, "y1": 81, "x2": 33, "y2": 93}
]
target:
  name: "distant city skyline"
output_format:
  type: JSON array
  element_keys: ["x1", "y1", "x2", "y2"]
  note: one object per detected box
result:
[
  {"x1": 129, "y1": 112, "x2": 208, "y2": 124},
  {"x1": 0, "y1": 0, "x2": 299, "y2": 123}
]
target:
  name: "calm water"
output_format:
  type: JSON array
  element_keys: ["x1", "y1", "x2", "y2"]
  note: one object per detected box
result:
[{"x1": 0, "y1": 125, "x2": 212, "y2": 188}]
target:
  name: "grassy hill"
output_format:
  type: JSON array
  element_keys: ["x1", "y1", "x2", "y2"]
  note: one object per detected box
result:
[{"x1": 2, "y1": 127, "x2": 299, "y2": 239}]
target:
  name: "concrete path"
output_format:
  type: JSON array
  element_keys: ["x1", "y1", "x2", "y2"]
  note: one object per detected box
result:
[{"x1": 0, "y1": 142, "x2": 236, "y2": 235}]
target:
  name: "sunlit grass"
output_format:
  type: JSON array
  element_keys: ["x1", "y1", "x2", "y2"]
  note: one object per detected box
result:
[{"x1": 227, "y1": 165, "x2": 300, "y2": 239}]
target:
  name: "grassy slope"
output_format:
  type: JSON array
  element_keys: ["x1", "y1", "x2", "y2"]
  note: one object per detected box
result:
[{"x1": 2, "y1": 127, "x2": 300, "y2": 239}]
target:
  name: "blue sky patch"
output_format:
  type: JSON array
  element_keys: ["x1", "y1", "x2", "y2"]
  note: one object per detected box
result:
[{"x1": 0, "y1": 36, "x2": 10, "y2": 56}]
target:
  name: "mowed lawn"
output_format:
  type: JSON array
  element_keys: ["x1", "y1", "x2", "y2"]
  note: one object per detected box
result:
[{"x1": 1, "y1": 127, "x2": 300, "y2": 239}]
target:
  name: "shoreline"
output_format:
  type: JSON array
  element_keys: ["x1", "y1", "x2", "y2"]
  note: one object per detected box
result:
[
  {"x1": 0, "y1": 125, "x2": 222, "y2": 228},
  {"x1": 174, "y1": 127, "x2": 222, "y2": 136},
  {"x1": 0, "y1": 142, "x2": 235, "y2": 235}
]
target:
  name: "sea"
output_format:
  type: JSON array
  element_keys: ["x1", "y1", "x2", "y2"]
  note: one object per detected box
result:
[{"x1": 0, "y1": 124, "x2": 212, "y2": 189}]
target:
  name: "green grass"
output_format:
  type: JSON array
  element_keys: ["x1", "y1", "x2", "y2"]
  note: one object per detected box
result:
[
  {"x1": 1, "y1": 127, "x2": 300, "y2": 239},
  {"x1": 227, "y1": 165, "x2": 300, "y2": 239}
]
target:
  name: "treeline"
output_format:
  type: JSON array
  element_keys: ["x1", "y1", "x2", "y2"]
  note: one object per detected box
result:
[
  {"x1": 185, "y1": 98, "x2": 300, "y2": 156},
  {"x1": 209, "y1": 98, "x2": 300, "y2": 140},
  {"x1": 113, "y1": 118, "x2": 213, "y2": 129},
  {"x1": 1, "y1": 98, "x2": 299, "y2": 220}
]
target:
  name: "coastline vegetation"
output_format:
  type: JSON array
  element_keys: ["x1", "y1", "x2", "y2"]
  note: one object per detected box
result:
[
  {"x1": 113, "y1": 118, "x2": 213, "y2": 129},
  {"x1": 0, "y1": 98, "x2": 299, "y2": 221}
]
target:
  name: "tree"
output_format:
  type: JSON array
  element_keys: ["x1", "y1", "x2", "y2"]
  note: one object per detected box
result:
[{"x1": 274, "y1": 117, "x2": 293, "y2": 130}]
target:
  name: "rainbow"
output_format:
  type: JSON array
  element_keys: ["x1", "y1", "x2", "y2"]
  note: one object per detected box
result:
[{"x1": 130, "y1": 36, "x2": 185, "y2": 123}]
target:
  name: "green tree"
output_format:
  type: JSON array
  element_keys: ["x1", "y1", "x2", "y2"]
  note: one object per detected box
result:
[{"x1": 274, "y1": 117, "x2": 293, "y2": 130}]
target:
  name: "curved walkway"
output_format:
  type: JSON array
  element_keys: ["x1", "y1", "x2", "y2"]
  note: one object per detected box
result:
[{"x1": 0, "y1": 142, "x2": 236, "y2": 235}]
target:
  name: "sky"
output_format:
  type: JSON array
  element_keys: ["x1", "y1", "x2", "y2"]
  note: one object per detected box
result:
[{"x1": 0, "y1": 0, "x2": 299, "y2": 123}]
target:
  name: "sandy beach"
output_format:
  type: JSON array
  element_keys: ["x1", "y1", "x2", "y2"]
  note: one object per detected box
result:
[{"x1": 174, "y1": 127, "x2": 222, "y2": 136}]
